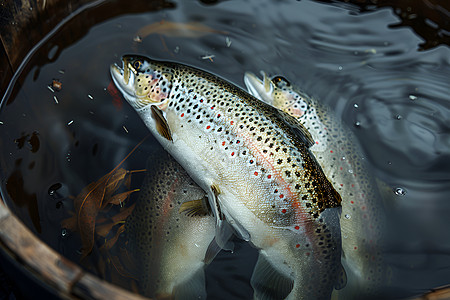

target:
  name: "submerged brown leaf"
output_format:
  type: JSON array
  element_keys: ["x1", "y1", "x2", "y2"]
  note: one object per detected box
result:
[
  {"x1": 108, "y1": 189, "x2": 140, "y2": 206},
  {"x1": 100, "y1": 224, "x2": 126, "y2": 251},
  {"x1": 137, "y1": 20, "x2": 228, "y2": 39},
  {"x1": 96, "y1": 203, "x2": 137, "y2": 237},
  {"x1": 61, "y1": 136, "x2": 148, "y2": 258}
]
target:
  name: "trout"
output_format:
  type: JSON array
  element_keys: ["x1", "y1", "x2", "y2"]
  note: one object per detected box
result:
[
  {"x1": 111, "y1": 55, "x2": 346, "y2": 299},
  {"x1": 244, "y1": 72, "x2": 389, "y2": 298},
  {"x1": 126, "y1": 151, "x2": 216, "y2": 299}
]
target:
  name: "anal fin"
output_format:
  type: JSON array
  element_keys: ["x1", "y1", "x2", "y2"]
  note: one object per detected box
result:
[
  {"x1": 209, "y1": 184, "x2": 234, "y2": 252},
  {"x1": 203, "y1": 237, "x2": 222, "y2": 265},
  {"x1": 334, "y1": 264, "x2": 347, "y2": 290},
  {"x1": 251, "y1": 253, "x2": 294, "y2": 300},
  {"x1": 172, "y1": 266, "x2": 207, "y2": 300}
]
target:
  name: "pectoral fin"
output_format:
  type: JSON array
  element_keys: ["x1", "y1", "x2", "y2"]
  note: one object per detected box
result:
[
  {"x1": 209, "y1": 184, "x2": 234, "y2": 251},
  {"x1": 151, "y1": 105, "x2": 172, "y2": 141},
  {"x1": 179, "y1": 197, "x2": 211, "y2": 217},
  {"x1": 251, "y1": 253, "x2": 294, "y2": 300},
  {"x1": 203, "y1": 237, "x2": 222, "y2": 264}
]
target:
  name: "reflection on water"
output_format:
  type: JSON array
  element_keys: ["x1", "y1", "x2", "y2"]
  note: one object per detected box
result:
[{"x1": 0, "y1": 0, "x2": 449, "y2": 299}]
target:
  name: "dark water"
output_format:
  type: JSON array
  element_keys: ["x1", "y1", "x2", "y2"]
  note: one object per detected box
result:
[{"x1": 1, "y1": 0, "x2": 449, "y2": 299}]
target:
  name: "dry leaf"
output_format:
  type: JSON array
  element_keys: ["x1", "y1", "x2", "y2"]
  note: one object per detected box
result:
[
  {"x1": 108, "y1": 189, "x2": 139, "y2": 206},
  {"x1": 96, "y1": 203, "x2": 137, "y2": 237},
  {"x1": 137, "y1": 20, "x2": 228, "y2": 39},
  {"x1": 62, "y1": 136, "x2": 149, "y2": 258},
  {"x1": 109, "y1": 254, "x2": 137, "y2": 280},
  {"x1": 100, "y1": 224, "x2": 126, "y2": 251},
  {"x1": 75, "y1": 177, "x2": 108, "y2": 257}
]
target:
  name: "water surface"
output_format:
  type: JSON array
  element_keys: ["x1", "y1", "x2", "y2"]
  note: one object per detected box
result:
[{"x1": 1, "y1": 0, "x2": 449, "y2": 299}]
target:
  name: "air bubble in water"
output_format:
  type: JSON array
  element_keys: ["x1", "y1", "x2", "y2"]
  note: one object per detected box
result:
[
  {"x1": 345, "y1": 214, "x2": 351, "y2": 219},
  {"x1": 48, "y1": 183, "x2": 62, "y2": 195},
  {"x1": 409, "y1": 95, "x2": 417, "y2": 101},
  {"x1": 394, "y1": 187, "x2": 406, "y2": 196},
  {"x1": 395, "y1": 114, "x2": 402, "y2": 120},
  {"x1": 353, "y1": 103, "x2": 359, "y2": 108},
  {"x1": 61, "y1": 228, "x2": 68, "y2": 237},
  {"x1": 354, "y1": 121, "x2": 361, "y2": 127}
]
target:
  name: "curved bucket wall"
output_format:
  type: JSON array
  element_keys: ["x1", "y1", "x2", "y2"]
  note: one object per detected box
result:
[{"x1": 0, "y1": 1, "x2": 150, "y2": 298}]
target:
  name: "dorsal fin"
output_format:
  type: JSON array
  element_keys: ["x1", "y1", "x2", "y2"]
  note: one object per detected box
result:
[{"x1": 276, "y1": 108, "x2": 315, "y2": 147}]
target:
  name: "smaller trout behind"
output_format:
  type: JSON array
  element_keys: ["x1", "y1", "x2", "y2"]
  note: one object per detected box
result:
[{"x1": 126, "y1": 151, "x2": 216, "y2": 299}]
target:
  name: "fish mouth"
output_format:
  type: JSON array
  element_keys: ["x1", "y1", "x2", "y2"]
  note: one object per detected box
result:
[
  {"x1": 243, "y1": 71, "x2": 275, "y2": 104},
  {"x1": 110, "y1": 59, "x2": 135, "y2": 97}
]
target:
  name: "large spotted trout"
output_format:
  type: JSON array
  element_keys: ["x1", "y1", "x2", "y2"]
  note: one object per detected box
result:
[
  {"x1": 244, "y1": 72, "x2": 389, "y2": 299},
  {"x1": 111, "y1": 55, "x2": 346, "y2": 299},
  {"x1": 126, "y1": 151, "x2": 216, "y2": 299}
]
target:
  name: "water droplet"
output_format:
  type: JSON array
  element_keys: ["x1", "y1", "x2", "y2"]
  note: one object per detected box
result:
[
  {"x1": 348, "y1": 169, "x2": 353, "y2": 174},
  {"x1": 345, "y1": 214, "x2": 351, "y2": 219},
  {"x1": 354, "y1": 121, "x2": 361, "y2": 127},
  {"x1": 409, "y1": 95, "x2": 417, "y2": 101},
  {"x1": 353, "y1": 103, "x2": 359, "y2": 108},
  {"x1": 338, "y1": 66, "x2": 343, "y2": 71},
  {"x1": 61, "y1": 228, "x2": 68, "y2": 237},
  {"x1": 395, "y1": 114, "x2": 402, "y2": 120},
  {"x1": 394, "y1": 187, "x2": 406, "y2": 196},
  {"x1": 48, "y1": 183, "x2": 62, "y2": 195}
]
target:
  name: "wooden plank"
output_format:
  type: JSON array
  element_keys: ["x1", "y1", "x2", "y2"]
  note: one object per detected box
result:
[
  {"x1": 411, "y1": 285, "x2": 450, "y2": 300},
  {"x1": 73, "y1": 273, "x2": 150, "y2": 300},
  {"x1": 0, "y1": 201, "x2": 82, "y2": 294},
  {"x1": 0, "y1": 41, "x2": 14, "y2": 98},
  {"x1": 0, "y1": 199, "x2": 150, "y2": 299},
  {"x1": 0, "y1": 0, "x2": 94, "y2": 71}
]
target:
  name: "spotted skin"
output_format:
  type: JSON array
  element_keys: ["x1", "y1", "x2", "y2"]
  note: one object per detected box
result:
[
  {"x1": 112, "y1": 55, "x2": 344, "y2": 300},
  {"x1": 125, "y1": 152, "x2": 215, "y2": 299},
  {"x1": 244, "y1": 72, "x2": 389, "y2": 299}
]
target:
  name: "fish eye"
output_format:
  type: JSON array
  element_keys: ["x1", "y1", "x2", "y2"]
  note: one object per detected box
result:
[
  {"x1": 133, "y1": 60, "x2": 142, "y2": 70},
  {"x1": 271, "y1": 76, "x2": 291, "y2": 87}
]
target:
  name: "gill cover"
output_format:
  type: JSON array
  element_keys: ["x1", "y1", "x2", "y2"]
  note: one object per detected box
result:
[{"x1": 124, "y1": 55, "x2": 174, "y2": 105}]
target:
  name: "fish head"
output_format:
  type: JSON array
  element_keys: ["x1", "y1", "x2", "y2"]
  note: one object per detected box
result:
[
  {"x1": 244, "y1": 71, "x2": 309, "y2": 118},
  {"x1": 110, "y1": 55, "x2": 173, "y2": 110}
]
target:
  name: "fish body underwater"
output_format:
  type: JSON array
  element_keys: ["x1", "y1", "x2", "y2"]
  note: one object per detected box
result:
[
  {"x1": 125, "y1": 151, "x2": 215, "y2": 299},
  {"x1": 244, "y1": 72, "x2": 389, "y2": 299},
  {"x1": 112, "y1": 55, "x2": 345, "y2": 300}
]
